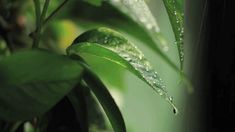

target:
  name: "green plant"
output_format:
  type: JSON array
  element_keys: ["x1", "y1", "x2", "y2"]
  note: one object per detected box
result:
[{"x1": 0, "y1": 0, "x2": 189, "y2": 131}]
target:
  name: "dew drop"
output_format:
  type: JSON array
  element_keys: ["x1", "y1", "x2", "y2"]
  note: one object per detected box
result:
[
  {"x1": 163, "y1": 46, "x2": 169, "y2": 52},
  {"x1": 173, "y1": 108, "x2": 178, "y2": 115},
  {"x1": 174, "y1": 11, "x2": 177, "y2": 15},
  {"x1": 169, "y1": 96, "x2": 173, "y2": 102},
  {"x1": 146, "y1": 23, "x2": 153, "y2": 30},
  {"x1": 139, "y1": 17, "x2": 147, "y2": 23}
]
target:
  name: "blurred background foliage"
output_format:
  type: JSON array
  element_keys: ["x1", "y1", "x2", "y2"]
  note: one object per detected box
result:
[{"x1": 0, "y1": 0, "x2": 196, "y2": 131}]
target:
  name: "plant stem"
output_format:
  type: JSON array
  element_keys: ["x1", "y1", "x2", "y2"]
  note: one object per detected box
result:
[
  {"x1": 33, "y1": 0, "x2": 41, "y2": 26},
  {"x1": 43, "y1": 0, "x2": 69, "y2": 26},
  {"x1": 32, "y1": 0, "x2": 69, "y2": 48},
  {"x1": 32, "y1": 0, "x2": 51, "y2": 48}
]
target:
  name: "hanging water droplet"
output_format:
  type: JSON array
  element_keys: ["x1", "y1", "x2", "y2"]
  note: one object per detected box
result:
[{"x1": 173, "y1": 108, "x2": 177, "y2": 115}]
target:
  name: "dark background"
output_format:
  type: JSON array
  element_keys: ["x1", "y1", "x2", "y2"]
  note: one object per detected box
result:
[{"x1": 196, "y1": 0, "x2": 235, "y2": 131}]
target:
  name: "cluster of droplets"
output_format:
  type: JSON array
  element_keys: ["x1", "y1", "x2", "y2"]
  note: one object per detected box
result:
[
  {"x1": 110, "y1": 0, "x2": 170, "y2": 53},
  {"x1": 79, "y1": 28, "x2": 178, "y2": 114},
  {"x1": 110, "y1": 0, "x2": 160, "y2": 33},
  {"x1": 168, "y1": 0, "x2": 184, "y2": 63},
  {"x1": 101, "y1": 36, "x2": 178, "y2": 114}
]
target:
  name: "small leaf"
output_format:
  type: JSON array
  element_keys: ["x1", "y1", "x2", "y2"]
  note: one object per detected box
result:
[
  {"x1": 162, "y1": 0, "x2": 184, "y2": 70},
  {"x1": 67, "y1": 27, "x2": 178, "y2": 113},
  {"x1": 0, "y1": 50, "x2": 84, "y2": 121}
]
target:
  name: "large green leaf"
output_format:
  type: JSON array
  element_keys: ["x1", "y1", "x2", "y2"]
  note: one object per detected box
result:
[
  {"x1": 162, "y1": 0, "x2": 184, "y2": 70},
  {"x1": 67, "y1": 27, "x2": 178, "y2": 113},
  {"x1": 0, "y1": 50, "x2": 83, "y2": 121},
  {"x1": 61, "y1": 1, "x2": 178, "y2": 72},
  {"x1": 50, "y1": 2, "x2": 194, "y2": 92}
]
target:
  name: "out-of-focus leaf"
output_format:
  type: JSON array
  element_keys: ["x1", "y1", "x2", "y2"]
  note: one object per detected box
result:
[
  {"x1": 109, "y1": 0, "x2": 169, "y2": 51},
  {"x1": 0, "y1": 40, "x2": 10, "y2": 60},
  {"x1": 162, "y1": 0, "x2": 184, "y2": 70},
  {"x1": 67, "y1": 85, "x2": 88, "y2": 132},
  {"x1": 0, "y1": 50, "x2": 83, "y2": 121},
  {"x1": 68, "y1": 83, "x2": 109, "y2": 132},
  {"x1": 83, "y1": 0, "x2": 103, "y2": 6},
  {"x1": 47, "y1": 20, "x2": 79, "y2": 51},
  {"x1": 67, "y1": 27, "x2": 178, "y2": 113},
  {"x1": 45, "y1": 97, "x2": 81, "y2": 131},
  {"x1": 66, "y1": 58, "x2": 126, "y2": 132},
  {"x1": 0, "y1": 121, "x2": 22, "y2": 132},
  {"x1": 82, "y1": 64, "x2": 126, "y2": 132}
]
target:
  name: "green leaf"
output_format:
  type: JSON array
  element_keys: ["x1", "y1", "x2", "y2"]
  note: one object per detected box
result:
[
  {"x1": 162, "y1": 0, "x2": 184, "y2": 70},
  {"x1": 109, "y1": 0, "x2": 169, "y2": 51},
  {"x1": 55, "y1": 1, "x2": 182, "y2": 75},
  {"x1": 83, "y1": 65, "x2": 126, "y2": 132},
  {"x1": 68, "y1": 83, "x2": 109, "y2": 132},
  {"x1": 83, "y1": 0, "x2": 102, "y2": 6},
  {"x1": 0, "y1": 40, "x2": 10, "y2": 60},
  {"x1": 0, "y1": 121, "x2": 22, "y2": 132},
  {"x1": 67, "y1": 85, "x2": 89, "y2": 132},
  {"x1": 0, "y1": 50, "x2": 83, "y2": 121},
  {"x1": 64, "y1": 1, "x2": 180, "y2": 77},
  {"x1": 68, "y1": 60, "x2": 126, "y2": 132},
  {"x1": 67, "y1": 27, "x2": 178, "y2": 113}
]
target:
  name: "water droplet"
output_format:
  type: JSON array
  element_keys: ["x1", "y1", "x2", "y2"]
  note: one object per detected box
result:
[
  {"x1": 173, "y1": 108, "x2": 177, "y2": 115},
  {"x1": 163, "y1": 46, "x2": 169, "y2": 52},
  {"x1": 174, "y1": 11, "x2": 177, "y2": 15},
  {"x1": 146, "y1": 23, "x2": 153, "y2": 30},
  {"x1": 139, "y1": 17, "x2": 147, "y2": 23},
  {"x1": 110, "y1": 0, "x2": 160, "y2": 34},
  {"x1": 153, "y1": 74, "x2": 157, "y2": 78},
  {"x1": 169, "y1": 96, "x2": 173, "y2": 102}
]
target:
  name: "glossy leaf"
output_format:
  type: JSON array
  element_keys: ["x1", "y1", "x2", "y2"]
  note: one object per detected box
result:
[
  {"x1": 0, "y1": 50, "x2": 83, "y2": 121},
  {"x1": 67, "y1": 27, "x2": 178, "y2": 113},
  {"x1": 56, "y1": 1, "x2": 181, "y2": 75},
  {"x1": 162, "y1": 0, "x2": 184, "y2": 70}
]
